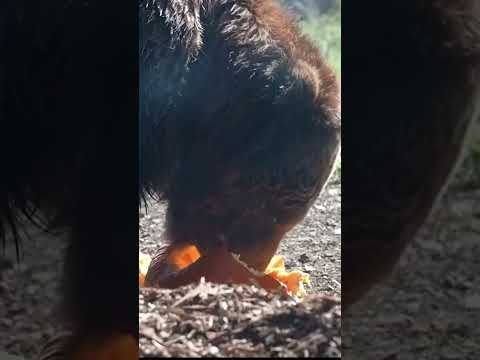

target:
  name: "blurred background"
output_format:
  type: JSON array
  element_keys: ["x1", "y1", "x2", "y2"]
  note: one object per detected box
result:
[{"x1": 282, "y1": 0, "x2": 341, "y2": 76}]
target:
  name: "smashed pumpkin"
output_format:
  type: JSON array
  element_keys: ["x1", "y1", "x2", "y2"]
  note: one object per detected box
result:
[{"x1": 139, "y1": 245, "x2": 310, "y2": 298}]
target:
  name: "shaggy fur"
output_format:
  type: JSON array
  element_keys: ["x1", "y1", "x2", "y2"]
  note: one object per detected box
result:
[{"x1": 139, "y1": 0, "x2": 340, "y2": 285}]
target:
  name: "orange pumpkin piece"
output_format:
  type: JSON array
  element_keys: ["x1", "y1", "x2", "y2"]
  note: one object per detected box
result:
[
  {"x1": 264, "y1": 255, "x2": 311, "y2": 298},
  {"x1": 139, "y1": 245, "x2": 311, "y2": 298}
]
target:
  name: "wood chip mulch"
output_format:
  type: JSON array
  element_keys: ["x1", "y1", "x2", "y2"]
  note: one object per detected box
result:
[{"x1": 139, "y1": 279, "x2": 341, "y2": 357}]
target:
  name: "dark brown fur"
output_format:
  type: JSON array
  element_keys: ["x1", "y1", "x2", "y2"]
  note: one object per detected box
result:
[
  {"x1": 140, "y1": 0, "x2": 340, "y2": 285},
  {"x1": 343, "y1": 1, "x2": 480, "y2": 307},
  {"x1": 1, "y1": 0, "x2": 138, "y2": 356}
]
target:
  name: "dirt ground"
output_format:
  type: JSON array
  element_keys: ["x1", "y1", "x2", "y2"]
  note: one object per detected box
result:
[
  {"x1": 0, "y1": 230, "x2": 66, "y2": 358},
  {"x1": 139, "y1": 283, "x2": 341, "y2": 357}
]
